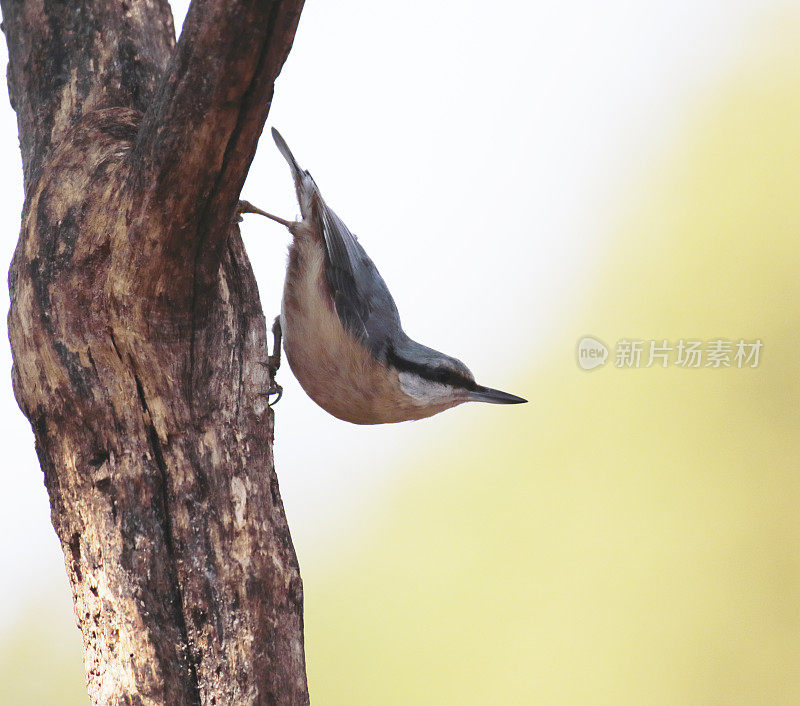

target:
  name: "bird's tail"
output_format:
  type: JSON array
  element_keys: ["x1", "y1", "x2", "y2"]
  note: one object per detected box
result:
[
  {"x1": 272, "y1": 128, "x2": 302, "y2": 177},
  {"x1": 271, "y1": 127, "x2": 317, "y2": 220}
]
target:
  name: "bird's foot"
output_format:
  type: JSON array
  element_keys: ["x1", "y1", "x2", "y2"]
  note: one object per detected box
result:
[
  {"x1": 263, "y1": 315, "x2": 283, "y2": 407},
  {"x1": 238, "y1": 200, "x2": 295, "y2": 228},
  {"x1": 269, "y1": 316, "x2": 282, "y2": 372}
]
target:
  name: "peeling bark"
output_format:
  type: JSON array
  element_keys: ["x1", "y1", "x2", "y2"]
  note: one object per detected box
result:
[{"x1": 1, "y1": 1, "x2": 308, "y2": 704}]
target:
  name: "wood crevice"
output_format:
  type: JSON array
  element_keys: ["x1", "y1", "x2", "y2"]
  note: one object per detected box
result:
[{"x1": 133, "y1": 364, "x2": 203, "y2": 706}]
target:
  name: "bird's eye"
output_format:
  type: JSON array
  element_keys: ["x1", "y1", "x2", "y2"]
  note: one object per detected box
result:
[
  {"x1": 429, "y1": 368, "x2": 447, "y2": 383},
  {"x1": 430, "y1": 366, "x2": 475, "y2": 390}
]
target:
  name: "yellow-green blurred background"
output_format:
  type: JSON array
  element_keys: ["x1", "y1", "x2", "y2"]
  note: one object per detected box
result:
[{"x1": 3, "y1": 2, "x2": 800, "y2": 705}]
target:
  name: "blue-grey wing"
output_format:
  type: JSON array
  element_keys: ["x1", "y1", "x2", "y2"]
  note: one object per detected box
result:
[{"x1": 319, "y1": 203, "x2": 403, "y2": 358}]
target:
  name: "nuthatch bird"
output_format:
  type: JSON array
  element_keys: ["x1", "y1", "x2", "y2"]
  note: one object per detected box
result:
[{"x1": 244, "y1": 128, "x2": 527, "y2": 424}]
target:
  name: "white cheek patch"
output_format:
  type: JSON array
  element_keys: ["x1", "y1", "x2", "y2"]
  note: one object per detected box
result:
[{"x1": 398, "y1": 372, "x2": 451, "y2": 406}]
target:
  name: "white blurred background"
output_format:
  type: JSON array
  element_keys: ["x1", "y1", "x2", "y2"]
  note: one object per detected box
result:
[
  {"x1": 1, "y1": 1, "x2": 796, "y2": 703},
  {"x1": 0, "y1": 0, "x2": 770, "y2": 635}
]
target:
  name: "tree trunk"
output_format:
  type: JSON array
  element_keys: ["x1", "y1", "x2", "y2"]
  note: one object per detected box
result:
[{"x1": 1, "y1": 1, "x2": 308, "y2": 703}]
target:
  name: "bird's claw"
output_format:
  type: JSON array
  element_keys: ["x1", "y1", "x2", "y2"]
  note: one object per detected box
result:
[{"x1": 267, "y1": 382, "x2": 283, "y2": 407}]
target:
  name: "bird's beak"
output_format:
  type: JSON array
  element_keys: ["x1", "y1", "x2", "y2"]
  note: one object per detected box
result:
[{"x1": 468, "y1": 385, "x2": 528, "y2": 405}]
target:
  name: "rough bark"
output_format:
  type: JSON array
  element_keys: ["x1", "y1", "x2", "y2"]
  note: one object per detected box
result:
[{"x1": 1, "y1": 1, "x2": 308, "y2": 704}]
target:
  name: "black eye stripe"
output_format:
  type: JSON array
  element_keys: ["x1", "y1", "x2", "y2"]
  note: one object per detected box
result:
[{"x1": 386, "y1": 349, "x2": 477, "y2": 391}]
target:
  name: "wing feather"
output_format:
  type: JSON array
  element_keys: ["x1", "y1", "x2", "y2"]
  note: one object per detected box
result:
[
  {"x1": 319, "y1": 202, "x2": 402, "y2": 357},
  {"x1": 272, "y1": 129, "x2": 404, "y2": 357}
]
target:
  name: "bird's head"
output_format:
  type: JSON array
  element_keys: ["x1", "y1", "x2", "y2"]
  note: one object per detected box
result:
[{"x1": 387, "y1": 339, "x2": 527, "y2": 411}]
